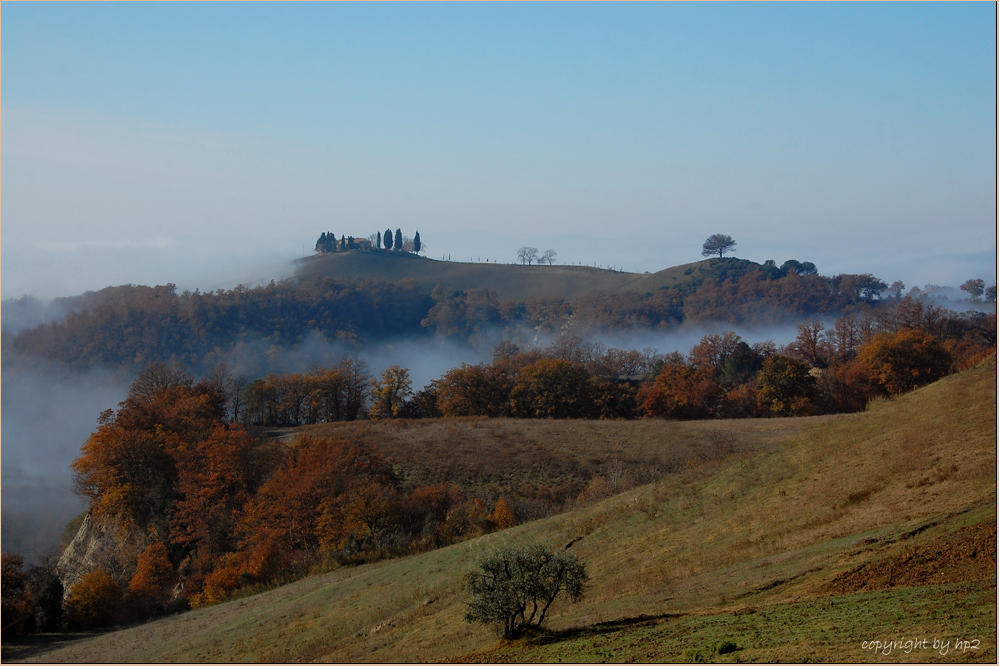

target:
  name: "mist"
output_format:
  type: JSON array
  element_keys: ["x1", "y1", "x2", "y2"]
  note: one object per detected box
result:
[{"x1": 1, "y1": 357, "x2": 132, "y2": 562}]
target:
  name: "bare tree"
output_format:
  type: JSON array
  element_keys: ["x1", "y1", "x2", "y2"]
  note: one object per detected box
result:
[
  {"x1": 517, "y1": 246, "x2": 539, "y2": 265},
  {"x1": 541, "y1": 249, "x2": 557, "y2": 265}
]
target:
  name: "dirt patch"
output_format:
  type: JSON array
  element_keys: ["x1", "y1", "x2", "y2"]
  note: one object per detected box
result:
[{"x1": 823, "y1": 520, "x2": 996, "y2": 594}]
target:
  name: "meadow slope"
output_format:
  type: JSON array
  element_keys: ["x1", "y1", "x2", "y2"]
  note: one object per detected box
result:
[
  {"x1": 293, "y1": 252, "x2": 745, "y2": 300},
  {"x1": 12, "y1": 362, "x2": 996, "y2": 663}
]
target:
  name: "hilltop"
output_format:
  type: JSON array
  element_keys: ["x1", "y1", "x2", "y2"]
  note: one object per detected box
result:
[
  {"x1": 294, "y1": 251, "x2": 759, "y2": 301},
  {"x1": 13, "y1": 360, "x2": 995, "y2": 663}
]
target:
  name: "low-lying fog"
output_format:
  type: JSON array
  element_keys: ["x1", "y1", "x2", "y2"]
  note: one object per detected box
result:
[{"x1": 2, "y1": 294, "x2": 807, "y2": 563}]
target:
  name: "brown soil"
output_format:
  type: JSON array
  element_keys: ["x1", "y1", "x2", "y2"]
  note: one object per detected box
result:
[{"x1": 823, "y1": 520, "x2": 996, "y2": 594}]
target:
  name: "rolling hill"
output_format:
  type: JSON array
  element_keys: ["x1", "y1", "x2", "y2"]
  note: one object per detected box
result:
[
  {"x1": 294, "y1": 251, "x2": 759, "y2": 301},
  {"x1": 12, "y1": 358, "x2": 995, "y2": 663}
]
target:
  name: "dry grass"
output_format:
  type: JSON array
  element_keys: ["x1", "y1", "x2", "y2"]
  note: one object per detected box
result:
[
  {"x1": 16, "y1": 364, "x2": 995, "y2": 663},
  {"x1": 291, "y1": 415, "x2": 827, "y2": 511}
]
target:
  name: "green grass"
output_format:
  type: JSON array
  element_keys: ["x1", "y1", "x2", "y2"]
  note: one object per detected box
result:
[
  {"x1": 293, "y1": 251, "x2": 752, "y2": 301},
  {"x1": 479, "y1": 582, "x2": 996, "y2": 663},
  {"x1": 14, "y1": 364, "x2": 995, "y2": 663}
]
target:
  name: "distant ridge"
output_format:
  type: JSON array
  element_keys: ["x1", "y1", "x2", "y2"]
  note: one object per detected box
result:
[{"x1": 294, "y1": 251, "x2": 759, "y2": 301}]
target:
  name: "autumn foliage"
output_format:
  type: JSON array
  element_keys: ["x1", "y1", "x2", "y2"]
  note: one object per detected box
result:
[{"x1": 49, "y1": 294, "x2": 993, "y2": 631}]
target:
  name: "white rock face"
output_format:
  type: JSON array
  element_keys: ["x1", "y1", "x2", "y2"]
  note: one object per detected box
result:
[{"x1": 57, "y1": 512, "x2": 152, "y2": 596}]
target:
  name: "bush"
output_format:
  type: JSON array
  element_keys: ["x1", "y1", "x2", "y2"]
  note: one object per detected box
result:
[
  {"x1": 65, "y1": 570, "x2": 122, "y2": 628},
  {"x1": 718, "y1": 640, "x2": 738, "y2": 654},
  {"x1": 464, "y1": 543, "x2": 587, "y2": 637}
]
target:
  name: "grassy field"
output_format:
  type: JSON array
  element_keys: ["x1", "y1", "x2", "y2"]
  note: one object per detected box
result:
[
  {"x1": 293, "y1": 251, "x2": 751, "y2": 300},
  {"x1": 278, "y1": 415, "x2": 830, "y2": 512},
  {"x1": 9, "y1": 362, "x2": 995, "y2": 663}
]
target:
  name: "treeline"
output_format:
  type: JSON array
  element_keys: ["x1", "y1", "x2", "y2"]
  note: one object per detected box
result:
[
  {"x1": 218, "y1": 296, "x2": 995, "y2": 427},
  {"x1": 12, "y1": 261, "x2": 977, "y2": 373},
  {"x1": 420, "y1": 269, "x2": 903, "y2": 341},
  {"x1": 385, "y1": 297, "x2": 995, "y2": 422},
  {"x1": 11, "y1": 277, "x2": 433, "y2": 370}
]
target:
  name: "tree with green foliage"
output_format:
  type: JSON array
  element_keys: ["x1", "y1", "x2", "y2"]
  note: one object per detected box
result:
[
  {"x1": 28, "y1": 562, "x2": 64, "y2": 632},
  {"x1": 464, "y1": 543, "x2": 586, "y2": 637},
  {"x1": 756, "y1": 354, "x2": 818, "y2": 416},
  {"x1": 394, "y1": 228, "x2": 404, "y2": 252},
  {"x1": 509, "y1": 358, "x2": 594, "y2": 418},
  {"x1": 701, "y1": 234, "x2": 737, "y2": 258},
  {"x1": 413, "y1": 231, "x2": 421, "y2": 253},
  {"x1": 384, "y1": 228, "x2": 393, "y2": 250}
]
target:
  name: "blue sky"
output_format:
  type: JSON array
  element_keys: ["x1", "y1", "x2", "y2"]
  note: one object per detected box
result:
[{"x1": 2, "y1": 2, "x2": 996, "y2": 299}]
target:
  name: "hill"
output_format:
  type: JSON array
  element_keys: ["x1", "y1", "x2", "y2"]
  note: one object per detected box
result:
[
  {"x1": 294, "y1": 251, "x2": 757, "y2": 301},
  {"x1": 13, "y1": 361, "x2": 995, "y2": 663}
]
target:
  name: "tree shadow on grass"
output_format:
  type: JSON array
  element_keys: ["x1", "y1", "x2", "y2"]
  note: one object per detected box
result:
[
  {"x1": 524, "y1": 612, "x2": 683, "y2": 647},
  {"x1": 1, "y1": 630, "x2": 103, "y2": 662}
]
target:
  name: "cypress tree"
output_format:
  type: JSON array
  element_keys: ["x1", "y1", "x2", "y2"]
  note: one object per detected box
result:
[
  {"x1": 414, "y1": 231, "x2": 422, "y2": 253},
  {"x1": 395, "y1": 228, "x2": 403, "y2": 251},
  {"x1": 384, "y1": 228, "x2": 394, "y2": 250},
  {"x1": 377, "y1": 231, "x2": 382, "y2": 249}
]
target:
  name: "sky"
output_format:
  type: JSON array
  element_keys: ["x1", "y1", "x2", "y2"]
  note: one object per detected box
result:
[{"x1": 2, "y1": 2, "x2": 996, "y2": 301}]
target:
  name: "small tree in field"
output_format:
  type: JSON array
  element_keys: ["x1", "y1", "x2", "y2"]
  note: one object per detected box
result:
[
  {"x1": 464, "y1": 543, "x2": 586, "y2": 637},
  {"x1": 701, "y1": 234, "x2": 737, "y2": 258}
]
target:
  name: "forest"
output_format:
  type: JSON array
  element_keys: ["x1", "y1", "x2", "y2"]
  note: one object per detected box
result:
[{"x1": 7, "y1": 261, "x2": 979, "y2": 373}]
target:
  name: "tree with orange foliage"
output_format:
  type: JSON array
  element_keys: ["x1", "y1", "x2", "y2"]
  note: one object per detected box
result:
[
  {"x1": 170, "y1": 426, "x2": 275, "y2": 561},
  {"x1": 857, "y1": 328, "x2": 952, "y2": 396},
  {"x1": 126, "y1": 542, "x2": 176, "y2": 617},
  {"x1": 237, "y1": 436, "x2": 399, "y2": 572},
  {"x1": 64, "y1": 569, "x2": 122, "y2": 628},
  {"x1": 488, "y1": 499, "x2": 516, "y2": 530},
  {"x1": 637, "y1": 361, "x2": 720, "y2": 420}
]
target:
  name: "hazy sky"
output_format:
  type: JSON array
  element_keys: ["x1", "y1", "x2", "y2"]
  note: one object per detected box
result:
[{"x1": 3, "y1": 2, "x2": 996, "y2": 300}]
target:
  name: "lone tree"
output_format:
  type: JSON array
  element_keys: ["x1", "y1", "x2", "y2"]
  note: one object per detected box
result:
[
  {"x1": 960, "y1": 278, "x2": 985, "y2": 302},
  {"x1": 464, "y1": 543, "x2": 587, "y2": 637},
  {"x1": 701, "y1": 234, "x2": 737, "y2": 259}
]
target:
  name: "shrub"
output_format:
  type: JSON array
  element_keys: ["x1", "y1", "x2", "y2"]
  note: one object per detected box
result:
[
  {"x1": 2, "y1": 552, "x2": 33, "y2": 637},
  {"x1": 65, "y1": 569, "x2": 122, "y2": 628},
  {"x1": 718, "y1": 640, "x2": 738, "y2": 654},
  {"x1": 464, "y1": 543, "x2": 587, "y2": 637}
]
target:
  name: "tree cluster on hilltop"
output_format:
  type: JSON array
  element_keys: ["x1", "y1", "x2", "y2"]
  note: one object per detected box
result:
[{"x1": 315, "y1": 229, "x2": 421, "y2": 254}]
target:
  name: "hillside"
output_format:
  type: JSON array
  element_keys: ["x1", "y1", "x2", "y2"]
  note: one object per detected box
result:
[
  {"x1": 13, "y1": 361, "x2": 995, "y2": 663},
  {"x1": 294, "y1": 251, "x2": 756, "y2": 301}
]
